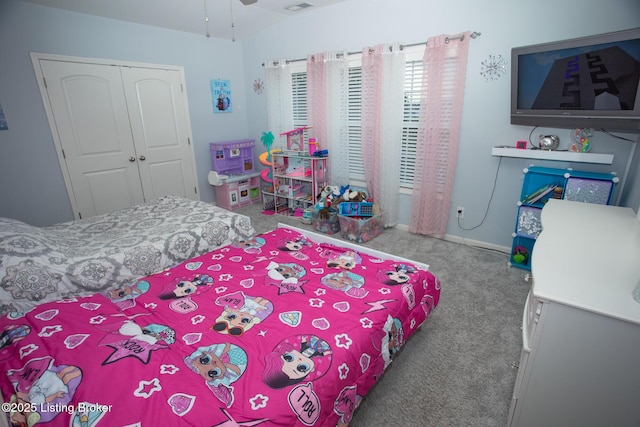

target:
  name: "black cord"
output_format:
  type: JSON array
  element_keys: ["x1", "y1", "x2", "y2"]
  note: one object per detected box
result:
[
  {"x1": 601, "y1": 128, "x2": 638, "y2": 143},
  {"x1": 457, "y1": 156, "x2": 502, "y2": 231},
  {"x1": 527, "y1": 126, "x2": 539, "y2": 149}
]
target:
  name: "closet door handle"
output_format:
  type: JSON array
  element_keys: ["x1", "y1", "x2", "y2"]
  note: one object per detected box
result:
[
  {"x1": 129, "y1": 156, "x2": 136, "y2": 162},
  {"x1": 139, "y1": 155, "x2": 146, "y2": 161}
]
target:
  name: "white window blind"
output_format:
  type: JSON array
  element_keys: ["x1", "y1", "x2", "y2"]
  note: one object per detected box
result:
[
  {"x1": 288, "y1": 50, "x2": 424, "y2": 188},
  {"x1": 400, "y1": 59, "x2": 424, "y2": 187},
  {"x1": 348, "y1": 66, "x2": 365, "y2": 182},
  {"x1": 292, "y1": 71, "x2": 307, "y2": 130}
]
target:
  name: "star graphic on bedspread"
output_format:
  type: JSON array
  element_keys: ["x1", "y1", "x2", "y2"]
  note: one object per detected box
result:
[
  {"x1": 267, "y1": 279, "x2": 306, "y2": 295},
  {"x1": 98, "y1": 321, "x2": 171, "y2": 365},
  {"x1": 100, "y1": 337, "x2": 168, "y2": 365},
  {"x1": 134, "y1": 378, "x2": 162, "y2": 398},
  {"x1": 212, "y1": 408, "x2": 269, "y2": 426},
  {"x1": 37, "y1": 325, "x2": 62, "y2": 337},
  {"x1": 249, "y1": 394, "x2": 268, "y2": 409}
]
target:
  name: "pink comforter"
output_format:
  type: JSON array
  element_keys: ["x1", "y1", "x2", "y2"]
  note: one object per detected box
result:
[{"x1": 0, "y1": 227, "x2": 440, "y2": 426}]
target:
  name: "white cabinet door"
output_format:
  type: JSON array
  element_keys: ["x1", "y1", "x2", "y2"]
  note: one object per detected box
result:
[
  {"x1": 121, "y1": 67, "x2": 198, "y2": 202},
  {"x1": 39, "y1": 60, "x2": 145, "y2": 217},
  {"x1": 37, "y1": 57, "x2": 198, "y2": 219}
]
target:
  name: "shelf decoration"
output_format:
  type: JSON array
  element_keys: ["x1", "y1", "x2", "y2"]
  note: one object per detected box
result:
[
  {"x1": 570, "y1": 128, "x2": 593, "y2": 152},
  {"x1": 480, "y1": 54, "x2": 507, "y2": 82}
]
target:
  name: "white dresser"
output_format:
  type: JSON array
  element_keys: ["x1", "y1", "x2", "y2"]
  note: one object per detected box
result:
[{"x1": 507, "y1": 199, "x2": 640, "y2": 427}]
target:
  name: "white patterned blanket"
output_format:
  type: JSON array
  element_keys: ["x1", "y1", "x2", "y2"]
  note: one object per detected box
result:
[{"x1": 0, "y1": 195, "x2": 255, "y2": 315}]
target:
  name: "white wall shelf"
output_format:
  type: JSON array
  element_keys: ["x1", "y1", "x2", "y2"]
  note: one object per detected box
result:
[{"x1": 491, "y1": 146, "x2": 614, "y2": 165}]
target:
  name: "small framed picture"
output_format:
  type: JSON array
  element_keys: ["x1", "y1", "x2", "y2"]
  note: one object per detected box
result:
[
  {"x1": 516, "y1": 140, "x2": 527, "y2": 149},
  {"x1": 211, "y1": 79, "x2": 232, "y2": 113}
]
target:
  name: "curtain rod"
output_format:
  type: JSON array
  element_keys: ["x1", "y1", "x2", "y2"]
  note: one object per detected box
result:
[{"x1": 263, "y1": 31, "x2": 481, "y2": 66}]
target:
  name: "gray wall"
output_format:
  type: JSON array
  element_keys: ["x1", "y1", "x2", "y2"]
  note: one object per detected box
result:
[{"x1": 1, "y1": 0, "x2": 639, "y2": 249}]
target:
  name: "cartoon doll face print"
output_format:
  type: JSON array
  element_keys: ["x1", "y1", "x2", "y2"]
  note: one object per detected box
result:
[
  {"x1": 321, "y1": 271, "x2": 368, "y2": 298},
  {"x1": 277, "y1": 265, "x2": 295, "y2": 279},
  {"x1": 266, "y1": 262, "x2": 306, "y2": 281},
  {"x1": 105, "y1": 280, "x2": 150, "y2": 303},
  {"x1": 234, "y1": 237, "x2": 266, "y2": 253},
  {"x1": 193, "y1": 351, "x2": 229, "y2": 382},
  {"x1": 278, "y1": 236, "x2": 311, "y2": 252},
  {"x1": 324, "y1": 271, "x2": 352, "y2": 290},
  {"x1": 184, "y1": 343, "x2": 248, "y2": 407},
  {"x1": 281, "y1": 349, "x2": 315, "y2": 380},
  {"x1": 158, "y1": 274, "x2": 213, "y2": 300},
  {"x1": 213, "y1": 292, "x2": 274, "y2": 336},
  {"x1": 386, "y1": 269, "x2": 409, "y2": 284},
  {"x1": 263, "y1": 335, "x2": 332, "y2": 389},
  {"x1": 377, "y1": 263, "x2": 417, "y2": 286},
  {"x1": 214, "y1": 308, "x2": 255, "y2": 336},
  {"x1": 326, "y1": 251, "x2": 361, "y2": 270},
  {"x1": 283, "y1": 239, "x2": 304, "y2": 251},
  {"x1": 185, "y1": 343, "x2": 248, "y2": 388},
  {"x1": 174, "y1": 281, "x2": 197, "y2": 297},
  {"x1": 106, "y1": 284, "x2": 135, "y2": 300}
]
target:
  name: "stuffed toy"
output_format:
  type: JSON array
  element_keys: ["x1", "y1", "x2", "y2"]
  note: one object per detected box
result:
[
  {"x1": 316, "y1": 185, "x2": 347, "y2": 220},
  {"x1": 342, "y1": 188, "x2": 368, "y2": 203}
]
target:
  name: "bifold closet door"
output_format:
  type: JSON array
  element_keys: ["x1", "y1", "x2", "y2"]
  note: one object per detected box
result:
[
  {"x1": 39, "y1": 60, "x2": 145, "y2": 218},
  {"x1": 37, "y1": 59, "x2": 198, "y2": 219}
]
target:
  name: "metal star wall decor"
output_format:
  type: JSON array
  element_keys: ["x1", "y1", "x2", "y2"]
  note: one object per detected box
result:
[
  {"x1": 480, "y1": 54, "x2": 507, "y2": 82},
  {"x1": 253, "y1": 78, "x2": 264, "y2": 95}
]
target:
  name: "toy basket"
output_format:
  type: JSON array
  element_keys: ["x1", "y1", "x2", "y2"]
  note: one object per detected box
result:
[{"x1": 338, "y1": 202, "x2": 374, "y2": 217}]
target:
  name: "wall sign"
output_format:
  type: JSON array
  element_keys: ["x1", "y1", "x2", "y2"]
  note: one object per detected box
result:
[{"x1": 211, "y1": 79, "x2": 232, "y2": 113}]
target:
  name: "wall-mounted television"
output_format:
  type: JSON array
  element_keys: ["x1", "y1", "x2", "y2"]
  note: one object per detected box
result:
[{"x1": 511, "y1": 28, "x2": 640, "y2": 131}]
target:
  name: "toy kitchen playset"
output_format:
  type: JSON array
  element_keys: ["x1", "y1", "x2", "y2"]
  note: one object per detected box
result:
[{"x1": 208, "y1": 139, "x2": 261, "y2": 210}]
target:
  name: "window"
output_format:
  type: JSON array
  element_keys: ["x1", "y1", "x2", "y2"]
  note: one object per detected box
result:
[
  {"x1": 400, "y1": 58, "x2": 423, "y2": 187},
  {"x1": 289, "y1": 47, "x2": 424, "y2": 189},
  {"x1": 347, "y1": 66, "x2": 365, "y2": 182},
  {"x1": 292, "y1": 71, "x2": 307, "y2": 129}
]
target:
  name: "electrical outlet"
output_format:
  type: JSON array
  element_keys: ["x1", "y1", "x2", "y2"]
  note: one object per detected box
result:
[{"x1": 456, "y1": 207, "x2": 464, "y2": 218}]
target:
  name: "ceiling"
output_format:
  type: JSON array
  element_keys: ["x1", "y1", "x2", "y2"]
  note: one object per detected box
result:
[{"x1": 20, "y1": 0, "x2": 350, "y2": 41}]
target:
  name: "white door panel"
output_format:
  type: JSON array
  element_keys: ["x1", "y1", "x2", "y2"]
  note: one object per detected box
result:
[
  {"x1": 122, "y1": 67, "x2": 197, "y2": 201},
  {"x1": 146, "y1": 159, "x2": 191, "y2": 198},
  {"x1": 80, "y1": 167, "x2": 145, "y2": 214}
]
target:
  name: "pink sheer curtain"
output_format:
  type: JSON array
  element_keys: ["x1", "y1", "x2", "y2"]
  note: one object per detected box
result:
[
  {"x1": 264, "y1": 59, "x2": 294, "y2": 140},
  {"x1": 306, "y1": 52, "x2": 350, "y2": 184},
  {"x1": 409, "y1": 33, "x2": 470, "y2": 236},
  {"x1": 361, "y1": 44, "x2": 405, "y2": 227}
]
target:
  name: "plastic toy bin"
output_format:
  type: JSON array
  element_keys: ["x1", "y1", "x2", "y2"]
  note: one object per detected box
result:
[
  {"x1": 338, "y1": 211, "x2": 385, "y2": 243},
  {"x1": 311, "y1": 209, "x2": 341, "y2": 235}
]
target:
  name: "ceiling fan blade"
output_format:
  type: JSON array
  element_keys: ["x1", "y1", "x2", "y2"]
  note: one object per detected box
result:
[{"x1": 239, "y1": 0, "x2": 258, "y2": 5}]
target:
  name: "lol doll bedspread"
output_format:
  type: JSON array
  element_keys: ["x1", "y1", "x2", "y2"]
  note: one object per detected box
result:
[{"x1": 0, "y1": 227, "x2": 440, "y2": 427}]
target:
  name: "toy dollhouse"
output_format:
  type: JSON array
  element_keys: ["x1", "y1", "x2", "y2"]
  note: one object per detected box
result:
[
  {"x1": 262, "y1": 127, "x2": 329, "y2": 216},
  {"x1": 209, "y1": 139, "x2": 261, "y2": 210}
]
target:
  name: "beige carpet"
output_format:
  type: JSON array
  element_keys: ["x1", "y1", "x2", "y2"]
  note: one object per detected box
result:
[{"x1": 234, "y1": 203, "x2": 530, "y2": 426}]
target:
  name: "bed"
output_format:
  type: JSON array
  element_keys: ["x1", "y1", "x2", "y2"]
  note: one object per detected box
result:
[
  {"x1": 0, "y1": 195, "x2": 255, "y2": 316},
  {"x1": 0, "y1": 224, "x2": 440, "y2": 427}
]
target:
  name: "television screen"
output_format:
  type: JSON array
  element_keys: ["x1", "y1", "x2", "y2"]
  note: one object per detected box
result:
[{"x1": 511, "y1": 28, "x2": 640, "y2": 130}]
